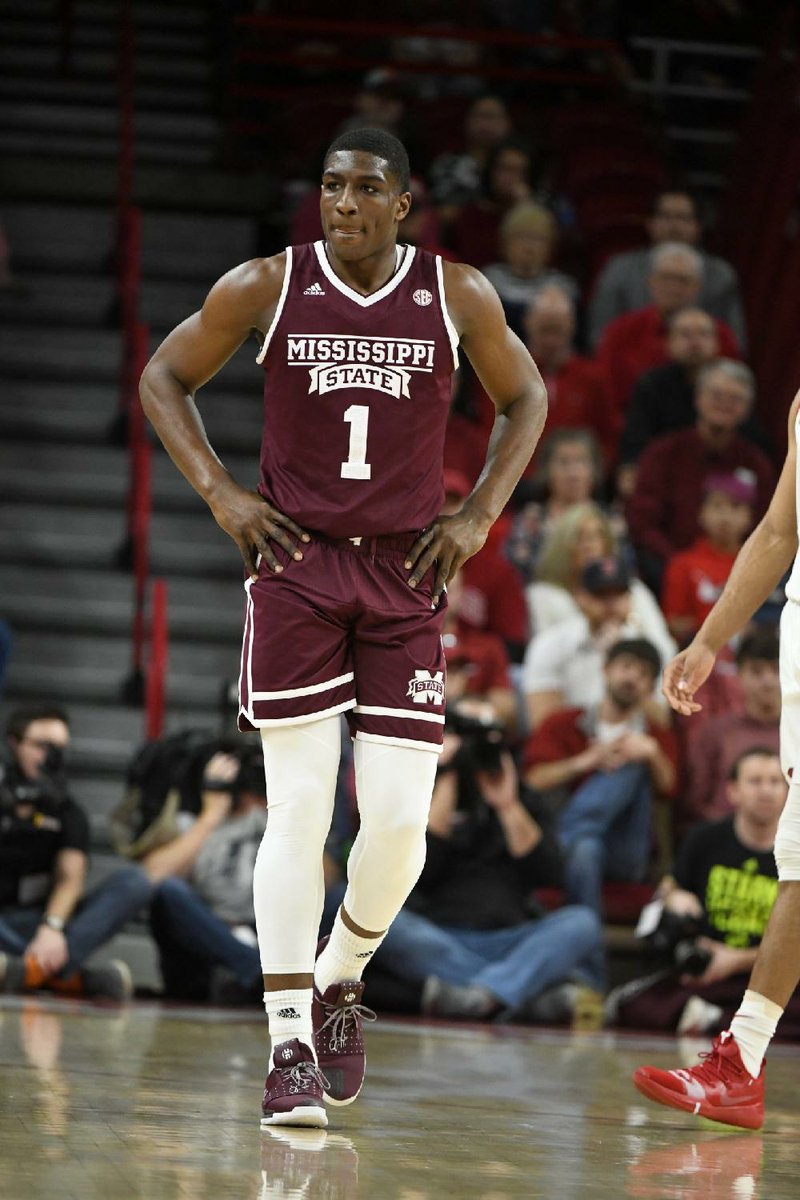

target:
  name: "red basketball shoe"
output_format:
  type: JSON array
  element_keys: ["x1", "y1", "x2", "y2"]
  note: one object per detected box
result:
[
  {"x1": 632, "y1": 1031, "x2": 765, "y2": 1130},
  {"x1": 312, "y1": 938, "x2": 376, "y2": 1106},
  {"x1": 260, "y1": 1039, "x2": 328, "y2": 1129}
]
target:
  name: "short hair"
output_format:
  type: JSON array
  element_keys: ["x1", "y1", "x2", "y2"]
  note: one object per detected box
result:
[
  {"x1": 323, "y1": 128, "x2": 410, "y2": 192},
  {"x1": 736, "y1": 629, "x2": 780, "y2": 667},
  {"x1": 500, "y1": 201, "x2": 556, "y2": 243},
  {"x1": 696, "y1": 357, "x2": 756, "y2": 402},
  {"x1": 728, "y1": 746, "x2": 782, "y2": 781},
  {"x1": 534, "y1": 500, "x2": 615, "y2": 589},
  {"x1": 649, "y1": 241, "x2": 703, "y2": 278},
  {"x1": 6, "y1": 704, "x2": 70, "y2": 742},
  {"x1": 605, "y1": 637, "x2": 662, "y2": 679},
  {"x1": 526, "y1": 283, "x2": 575, "y2": 321}
]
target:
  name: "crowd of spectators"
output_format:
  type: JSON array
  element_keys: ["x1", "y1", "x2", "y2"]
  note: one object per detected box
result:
[{"x1": 0, "y1": 78, "x2": 793, "y2": 1035}]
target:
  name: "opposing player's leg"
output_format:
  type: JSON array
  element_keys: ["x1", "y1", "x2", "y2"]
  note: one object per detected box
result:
[
  {"x1": 633, "y1": 777, "x2": 800, "y2": 1129},
  {"x1": 313, "y1": 537, "x2": 445, "y2": 1104}
]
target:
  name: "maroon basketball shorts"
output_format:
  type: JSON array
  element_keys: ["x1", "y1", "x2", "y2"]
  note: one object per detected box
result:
[{"x1": 238, "y1": 533, "x2": 447, "y2": 753}]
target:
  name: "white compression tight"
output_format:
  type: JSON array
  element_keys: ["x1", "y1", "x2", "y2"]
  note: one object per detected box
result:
[
  {"x1": 254, "y1": 717, "x2": 340, "y2": 974},
  {"x1": 344, "y1": 737, "x2": 438, "y2": 932},
  {"x1": 253, "y1": 718, "x2": 438, "y2": 973}
]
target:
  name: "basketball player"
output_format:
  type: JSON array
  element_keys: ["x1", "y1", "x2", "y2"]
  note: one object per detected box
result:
[
  {"x1": 633, "y1": 391, "x2": 800, "y2": 1130},
  {"x1": 140, "y1": 129, "x2": 547, "y2": 1127}
]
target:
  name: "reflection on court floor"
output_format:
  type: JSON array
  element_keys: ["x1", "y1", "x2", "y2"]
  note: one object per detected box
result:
[{"x1": 0, "y1": 996, "x2": 796, "y2": 1199}]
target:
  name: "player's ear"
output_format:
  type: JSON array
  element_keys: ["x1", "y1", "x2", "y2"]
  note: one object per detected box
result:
[{"x1": 396, "y1": 191, "x2": 412, "y2": 222}]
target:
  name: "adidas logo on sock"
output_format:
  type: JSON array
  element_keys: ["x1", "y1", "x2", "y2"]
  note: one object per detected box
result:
[
  {"x1": 303, "y1": 281, "x2": 325, "y2": 296},
  {"x1": 355, "y1": 951, "x2": 374, "y2": 959},
  {"x1": 276, "y1": 1007, "x2": 301, "y2": 1019}
]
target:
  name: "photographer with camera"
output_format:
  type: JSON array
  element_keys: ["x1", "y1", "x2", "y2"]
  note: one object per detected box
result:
[
  {"x1": 0, "y1": 705, "x2": 151, "y2": 999},
  {"x1": 610, "y1": 747, "x2": 800, "y2": 1035},
  {"x1": 143, "y1": 743, "x2": 346, "y2": 1003},
  {"x1": 524, "y1": 638, "x2": 678, "y2": 916},
  {"x1": 369, "y1": 714, "x2": 604, "y2": 1023}
]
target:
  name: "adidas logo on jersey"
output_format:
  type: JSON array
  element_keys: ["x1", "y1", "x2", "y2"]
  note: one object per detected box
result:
[
  {"x1": 303, "y1": 282, "x2": 325, "y2": 296},
  {"x1": 276, "y1": 1007, "x2": 301, "y2": 1019}
]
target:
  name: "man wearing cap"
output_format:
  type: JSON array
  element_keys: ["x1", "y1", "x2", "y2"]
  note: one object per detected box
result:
[
  {"x1": 522, "y1": 555, "x2": 676, "y2": 731},
  {"x1": 627, "y1": 359, "x2": 775, "y2": 594},
  {"x1": 524, "y1": 638, "x2": 679, "y2": 915}
]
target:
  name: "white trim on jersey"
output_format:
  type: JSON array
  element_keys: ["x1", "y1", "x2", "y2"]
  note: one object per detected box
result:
[
  {"x1": 353, "y1": 704, "x2": 445, "y2": 724},
  {"x1": 252, "y1": 671, "x2": 355, "y2": 701},
  {"x1": 354, "y1": 730, "x2": 443, "y2": 754},
  {"x1": 435, "y1": 255, "x2": 460, "y2": 370},
  {"x1": 256, "y1": 246, "x2": 293, "y2": 364},
  {"x1": 241, "y1": 698, "x2": 357, "y2": 728},
  {"x1": 313, "y1": 240, "x2": 417, "y2": 307}
]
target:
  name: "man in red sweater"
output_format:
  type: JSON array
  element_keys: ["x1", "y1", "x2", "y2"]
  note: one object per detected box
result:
[
  {"x1": 522, "y1": 286, "x2": 618, "y2": 468},
  {"x1": 627, "y1": 360, "x2": 775, "y2": 593},
  {"x1": 596, "y1": 243, "x2": 739, "y2": 421}
]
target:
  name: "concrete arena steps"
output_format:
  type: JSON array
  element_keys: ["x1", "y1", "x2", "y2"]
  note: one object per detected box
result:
[
  {"x1": 0, "y1": 442, "x2": 260, "y2": 512},
  {"x1": 0, "y1": 381, "x2": 263, "y2": 453},
  {"x1": 0, "y1": 564, "x2": 244, "y2": 641}
]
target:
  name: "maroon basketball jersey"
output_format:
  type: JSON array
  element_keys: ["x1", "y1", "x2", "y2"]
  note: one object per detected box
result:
[{"x1": 256, "y1": 241, "x2": 459, "y2": 537}]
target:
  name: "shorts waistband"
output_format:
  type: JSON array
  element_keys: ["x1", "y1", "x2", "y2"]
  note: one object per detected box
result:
[{"x1": 319, "y1": 531, "x2": 420, "y2": 557}]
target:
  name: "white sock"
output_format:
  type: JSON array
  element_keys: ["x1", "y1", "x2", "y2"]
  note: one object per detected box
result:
[
  {"x1": 314, "y1": 911, "x2": 385, "y2": 996},
  {"x1": 728, "y1": 989, "x2": 784, "y2": 1077},
  {"x1": 263, "y1": 988, "x2": 315, "y2": 1061}
]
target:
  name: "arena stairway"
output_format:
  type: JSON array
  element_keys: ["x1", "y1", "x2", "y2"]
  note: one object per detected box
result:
[{"x1": 0, "y1": 0, "x2": 270, "y2": 990}]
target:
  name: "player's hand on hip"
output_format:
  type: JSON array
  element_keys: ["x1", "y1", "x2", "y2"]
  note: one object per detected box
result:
[
  {"x1": 662, "y1": 641, "x2": 716, "y2": 715},
  {"x1": 208, "y1": 481, "x2": 310, "y2": 579},
  {"x1": 405, "y1": 509, "x2": 489, "y2": 606}
]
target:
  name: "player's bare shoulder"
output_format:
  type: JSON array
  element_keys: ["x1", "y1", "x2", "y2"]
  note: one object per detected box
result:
[
  {"x1": 440, "y1": 259, "x2": 505, "y2": 340},
  {"x1": 203, "y1": 253, "x2": 288, "y2": 337}
]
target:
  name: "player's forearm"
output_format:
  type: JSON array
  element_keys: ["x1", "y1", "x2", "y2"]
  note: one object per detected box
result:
[
  {"x1": 465, "y1": 385, "x2": 547, "y2": 528},
  {"x1": 139, "y1": 362, "x2": 234, "y2": 506},
  {"x1": 695, "y1": 517, "x2": 797, "y2": 654}
]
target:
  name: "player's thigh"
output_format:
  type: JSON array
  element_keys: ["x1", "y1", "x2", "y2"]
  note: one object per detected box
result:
[
  {"x1": 238, "y1": 543, "x2": 355, "y2": 732},
  {"x1": 349, "y1": 559, "x2": 446, "y2": 753}
]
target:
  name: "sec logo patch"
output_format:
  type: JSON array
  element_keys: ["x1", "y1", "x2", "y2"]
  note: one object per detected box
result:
[{"x1": 413, "y1": 289, "x2": 433, "y2": 306}]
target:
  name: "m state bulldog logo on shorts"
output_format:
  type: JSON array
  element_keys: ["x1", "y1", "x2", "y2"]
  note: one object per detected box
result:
[
  {"x1": 406, "y1": 669, "x2": 445, "y2": 705},
  {"x1": 287, "y1": 334, "x2": 436, "y2": 400}
]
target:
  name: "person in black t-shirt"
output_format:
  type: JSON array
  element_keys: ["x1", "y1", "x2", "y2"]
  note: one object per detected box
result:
[
  {"x1": 369, "y1": 731, "x2": 605, "y2": 1023},
  {"x1": 0, "y1": 705, "x2": 152, "y2": 1000},
  {"x1": 610, "y1": 747, "x2": 800, "y2": 1037}
]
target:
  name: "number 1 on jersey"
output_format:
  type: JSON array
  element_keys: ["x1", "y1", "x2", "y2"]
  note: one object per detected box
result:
[{"x1": 340, "y1": 404, "x2": 371, "y2": 480}]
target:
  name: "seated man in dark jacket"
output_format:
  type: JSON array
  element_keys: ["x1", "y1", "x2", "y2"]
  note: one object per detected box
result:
[{"x1": 372, "y1": 724, "x2": 604, "y2": 1022}]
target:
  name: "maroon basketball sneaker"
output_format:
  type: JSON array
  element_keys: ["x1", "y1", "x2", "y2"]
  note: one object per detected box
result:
[
  {"x1": 260, "y1": 1038, "x2": 328, "y2": 1129},
  {"x1": 633, "y1": 1032, "x2": 765, "y2": 1130},
  {"x1": 312, "y1": 938, "x2": 376, "y2": 1106}
]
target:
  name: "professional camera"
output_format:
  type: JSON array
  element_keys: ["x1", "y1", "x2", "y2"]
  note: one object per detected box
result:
[
  {"x1": 0, "y1": 743, "x2": 68, "y2": 811},
  {"x1": 646, "y1": 908, "x2": 712, "y2": 977},
  {"x1": 446, "y1": 706, "x2": 506, "y2": 776}
]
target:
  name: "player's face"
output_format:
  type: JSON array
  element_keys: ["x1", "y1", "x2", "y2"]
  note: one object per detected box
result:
[{"x1": 321, "y1": 151, "x2": 410, "y2": 261}]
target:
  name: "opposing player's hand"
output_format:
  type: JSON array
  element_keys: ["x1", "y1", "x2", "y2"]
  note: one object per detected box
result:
[
  {"x1": 208, "y1": 481, "x2": 310, "y2": 579},
  {"x1": 405, "y1": 506, "x2": 490, "y2": 605},
  {"x1": 662, "y1": 640, "x2": 717, "y2": 715}
]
